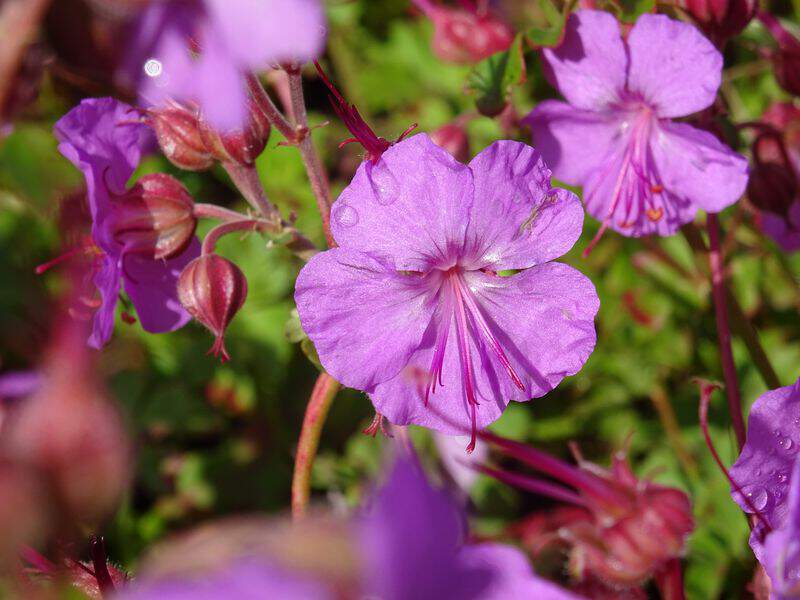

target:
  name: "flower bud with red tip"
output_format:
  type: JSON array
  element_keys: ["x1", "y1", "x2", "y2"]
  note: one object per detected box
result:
[
  {"x1": 177, "y1": 254, "x2": 248, "y2": 362},
  {"x1": 198, "y1": 99, "x2": 271, "y2": 166},
  {"x1": 108, "y1": 173, "x2": 197, "y2": 260},
  {"x1": 149, "y1": 104, "x2": 214, "y2": 171},
  {"x1": 681, "y1": 0, "x2": 756, "y2": 45},
  {"x1": 430, "y1": 122, "x2": 470, "y2": 162}
]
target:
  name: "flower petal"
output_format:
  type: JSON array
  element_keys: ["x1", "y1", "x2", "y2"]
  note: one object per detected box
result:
[
  {"x1": 524, "y1": 100, "x2": 626, "y2": 186},
  {"x1": 650, "y1": 121, "x2": 749, "y2": 213},
  {"x1": 89, "y1": 255, "x2": 122, "y2": 349},
  {"x1": 729, "y1": 379, "x2": 800, "y2": 557},
  {"x1": 123, "y1": 238, "x2": 200, "y2": 334},
  {"x1": 761, "y1": 202, "x2": 800, "y2": 252},
  {"x1": 465, "y1": 140, "x2": 584, "y2": 270},
  {"x1": 626, "y1": 14, "x2": 722, "y2": 118},
  {"x1": 541, "y1": 10, "x2": 627, "y2": 110},
  {"x1": 193, "y1": 30, "x2": 249, "y2": 132},
  {"x1": 371, "y1": 264, "x2": 598, "y2": 434},
  {"x1": 295, "y1": 248, "x2": 438, "y2": 391},
  {"x1": 762, "y1": 457, "x2": 800, "y2": 596},
  {"x1": 330, "y1": 134, "x2": 474, "y2": 272}
]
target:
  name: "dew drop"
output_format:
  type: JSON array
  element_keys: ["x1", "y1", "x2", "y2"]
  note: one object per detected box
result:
[
  {"x1": 745, "y1": 488, "x2": 769, "y2": 511},
  {"x1": 368, "y1": 164, "x2": 400, "y2": 206},
  {"x1": 781, "y1": 437, "x2": 795, "y2": 451},
  {"x1": 778, "y1": 472, "x2": 789, "y2": 484},
  {"x1": 333, "y1": 204, "x2": 359, "y2": 228}
]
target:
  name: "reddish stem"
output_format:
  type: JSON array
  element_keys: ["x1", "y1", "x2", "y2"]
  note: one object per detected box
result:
[
  {"x1": 193, "y1": 203, "x2": 250, "y2": 222},
  {"x1": 655, "y1": 558, "x2": 687, "y2": 600},
  {"x1": 201, "y1": 219, "x2": 265, "y2": 255},
  {"x1": 758, "y1": 11, "x2": 798, "y2": 49},
  {"x1": 90, "y1": 536, "x2": 115, "y2": 597},
  {"x1": 706, "y1": 214, "x2": 746, "y2": 451},
  {"x1": 246, "y1": 73, "x2": 297, "y2": 141},
  {"x1": 291, "y1": 372, "x2": 341, "y2": 519}
]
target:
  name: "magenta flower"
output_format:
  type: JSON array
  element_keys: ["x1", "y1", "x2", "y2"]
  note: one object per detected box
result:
[
  {"x1": 729, "y1": 379, "x2": 800, "y2": 565},
  {"x1": 761, "y1": 457, "x2": 800, "y2": 600},
  {"x1": 295, "y1": 134, "x2": 598, "y2": 449},
  {"x1": 122, "y1": 0, "x2": 326, "y2": 130},
  {"x1": 54, "y1": 98, "x2": 200, "y2": 348},
  {"x1": 525, "y1": 10, "x2": 748, "y2": 246}
]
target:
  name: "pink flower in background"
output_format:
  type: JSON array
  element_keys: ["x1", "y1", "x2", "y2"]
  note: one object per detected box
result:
[
  {"x1": 54, "y1": 98, "x2": 200, "y2": 348},
  {"x1": 295, "y1": 134, "x2": 598, "y2": 451},
  {"x1": 525, "y1": 10, "x2": 748, "y2": 249},
  {"x1": 122, "y1": 0, "x2": 326, "y2": 130}
]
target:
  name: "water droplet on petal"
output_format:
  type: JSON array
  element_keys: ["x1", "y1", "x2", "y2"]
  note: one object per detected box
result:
[
  {"x1": 333, "y1": 204, "x2": 358, "y2": 228},
  {"x1": 368, "y1": 164, "x2": 400, "y2": 206},
  {"x1": 781, "y1": 437, "x2": 794, "y2": 451},
  {"x1": 745, "y1": 488, "x2": 769, "y2": 511},
  {"x1": 778, "y1": 472, "x2": 789, "y2": 483}
]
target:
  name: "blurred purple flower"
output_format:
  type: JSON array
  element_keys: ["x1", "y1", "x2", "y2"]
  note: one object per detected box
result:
[
  {"x1": 0, "y1": 371, "x2": 41, "y2": 401},
  {"x1": 118, "y1": 560, "x2": 333, "y2": 600},
  {"x1": 360, "y1": 455, "x2": 580, "y2": 599},
  {"x1": 122, "y1": 0, "x2": 326, "y2": 131},
  {"x1": 730, "y1": 378, "x2": 800, "y2": 563},
  {"x1": 54, "y1": 97, "x2": 199, "y2": 348},
  {"x1": 525, "y1": 10, "x2": 748, "y2": 247},
  {"x1": 295, "y1": 134, "x2": 598, "y2": 450}
]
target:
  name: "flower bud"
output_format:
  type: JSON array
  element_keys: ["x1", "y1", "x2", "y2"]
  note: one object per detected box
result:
[
  {"x1": 198, "y1": 99, "x2": 271, "y2": 166},
  {"x1": 177, "y1": 254, "x2": 248, "y2": 362},
  {"x1": 775, "y1": 47, "x2": 800, "y2": 97},
  {"x1": 430, "y1": 8, "x2": 513, "y2": 64},
  {"x1": 0, "y1": 462, "x2": 50, "y2": 565},
  {"x1": 681, "y1": 0, "x2": 756, "y2": 44},
  {"x1": 430, "y1": 122, "x2": 470, "y2": 163},
  {"x1": 748, "y1": 134, "x2": 797, "y2": 217},
  {"x1": 109, "y1": 173, "x2": 197, "y2": 260},
  {"x1": 149, "y1": 104, "x2": 214, "y2": 171}
]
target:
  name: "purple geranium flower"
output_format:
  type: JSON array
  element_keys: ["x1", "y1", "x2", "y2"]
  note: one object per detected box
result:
[
  {"x1": 54, "y1": 97, "x2": 200, "y2": 348},
  {"x1": 730, "y1": 378, "x2": 800, "y2": 564},
  {"x1": 122, "y1": 0, "x2": 325, "y2": 130},
  {"x1": 360, "y1": 454, "x2": 581, "y2": 599},
  {"x1": 525, "y1": 10, "x2": 748, "y2": 247},
  {"x1": 295, "y1": 134, "x2": 599, "y2": 450},
  {"x1": 762, "y1": 457, "x2": 800, "y2": 599}
]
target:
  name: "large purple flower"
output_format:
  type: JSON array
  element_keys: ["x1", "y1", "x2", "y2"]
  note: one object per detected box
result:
[
  {"x1": 525, "y1": 10, "x2": 748, "y2": 242},
  {"x1": 730, "y1": 379, "x2": 800, "y2": 564},
  {"x1": 294, "y1": 134, "x2": 599, "y2": 449},
  {"x1": 762, "y1": 457, "x2": 800, "y2": 599},
  {"x1": 122, "y1": 0, "x2": 325, "y2": 130},
  {"x1": 54, "y1": 98, "x2": 199, "y2": 348}
]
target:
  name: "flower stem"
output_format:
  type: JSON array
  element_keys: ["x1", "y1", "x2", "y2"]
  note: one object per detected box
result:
[
  {"x1": 246, "y1": 73, "x2": 297, "y2": 141},
  {"x1": 286, "y1": 66, "x2": 336, "y2": 247},
  {"x1": 223, "y1": 162, "x2": 282, "y2": 226},
  {"x1": 706, "y1": 214, "x2": 746, "y2": 451},
  {"x1": 193, "y1": 203, "x2": 250, "y2": 222},
  {"x1": 201, "y1": 219, "x2": 265, "y2": 255},
  {"x1": 291, "y1": 372, "x2": 340, "y2": 519}
]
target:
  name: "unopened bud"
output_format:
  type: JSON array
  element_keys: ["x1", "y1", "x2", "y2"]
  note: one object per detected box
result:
[
  {"x1": 430, "y1": 8, "x2": 513, "y2": 64},
  {"x1": 199, "y1": 99, "x2": 271, "y2": 166},
  {"x1": 177, "y1": 254, "x2": 248, "y2": 362},
  {"x1": 775, "y1": 47, "x2": 800, "y2": 97},
  {"x1": 430, "y1": 122, "x2": 470, "y2": 163},
  {"x1": 681, "y1": 0, "x2": 756, "y2": 44},
  {"x1": 109, "y1": 173, "x2": 197, "y2": 260},
  {"x1": 748, "y1": 134, "x2": 797, "y2": 217},
  {"x1": 149, "y1": 104, "x2": 214, "y2": 171}
]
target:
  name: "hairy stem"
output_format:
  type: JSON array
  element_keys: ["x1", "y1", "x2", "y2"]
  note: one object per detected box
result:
[
  {"x1": 201, "y1": 219, "x2": 265, "y2": 255},
  {"x1": 223, "y1": 162, "x2": 282, "y2": 226},
  {"x1": 246, "y1": 73, "x2": 296, "y2": 141},
  {"x1": 291, "y1": 372, "x2": 340, "y2": 519},
  {"x1": 193, "y1": 203, "x2": 251, "y2": 222},
  {"x1": 286, "y1": 67, "x2": 335, "y2": 247},
  {"x1": 707, "y1": 214, "x2": 746, "y2": 451}
]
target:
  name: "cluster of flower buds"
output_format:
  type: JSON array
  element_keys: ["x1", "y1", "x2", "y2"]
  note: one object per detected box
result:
[
  {"x1": 177, "y1": 254, "x2": 248, "y2": 362},
  {"x1": 680, "y1": 0, "x2": 756, "y2": 45},
  {"x1": 108, "y1": 173, "x2": 197, "y2": 260},
  {"x1": 148, "y1": 97, "x2": 270, "y2": 171},
  {"x1": 478, "y1": 432, "x2": 694, "y2": 592}
]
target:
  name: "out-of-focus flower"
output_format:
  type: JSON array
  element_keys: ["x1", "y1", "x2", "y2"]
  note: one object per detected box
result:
[
  {"x1": 122, "y1": 0, "x2": 326, "y2": 131},
  {"x1": 411, "y1": 0, "x2": 514, "y2": 64},
  {"x1": 430, "y1": 121, "x2": 471, "y2": 163},
  {"x1": 295, "y1": 135, "x2": 598, "y2": 451},
  {"x1": 525, "y1": 10, "x2": 748, "y2": 248},
  {"x1": 680, "y1": 0, "x2": 756, "y2": 45},
  {"x1": 53, "y1": 97, "x2": 200, "y2": 348},
  {"x1": 0, "y1": 462, "x2": 50, "y2": 566},
  {"x1": 434, "y1": 432, "x2": 487, "y2": 491},
  {"x1": 480, "y1": 432, "x2": 694, "y2": 589},
  {"x1": 760, "y1": 13, "x2": 800, "y2": 97},
  {"x1": 729, "y1": 379, "x2": 800, "y2": 564},
  {"x1": 177, "y1": 254, "x2": 248, "y2": 362}
]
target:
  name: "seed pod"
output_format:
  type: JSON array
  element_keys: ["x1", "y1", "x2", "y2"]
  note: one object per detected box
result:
[
  {"x1": 430, "y1": 122, "x2": 470, "y2": 163},
  {"x1": 430, "y1": 8, "x2": 513, "y2": 64},
  {"x1": 108, "y1": 173, "x2": 197, "y2": 260},
  {"x1": 681, "y1": 0, "x2": 756, "y2": 44},
  {"x1": 177, "y1": 254, "x2": 248, "y2": 362},
  {"x1": 149, "y1": 104, "x2": 214, "y2": 171},
  {"x1": 198, "y1": 99, "x2": 271, "y2": 166}
]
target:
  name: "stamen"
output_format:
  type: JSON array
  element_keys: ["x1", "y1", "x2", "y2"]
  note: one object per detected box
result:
[
  {"x1": 450, "y1": 273, "x2": 480, "y2": 453},
  {"x1": 35, "y1": 246, "x2": 84, "y2": 274}
]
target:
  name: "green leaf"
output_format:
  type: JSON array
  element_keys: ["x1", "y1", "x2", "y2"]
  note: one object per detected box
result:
[
  {"x1": 525, "y1": 0, "x2": 570, "y2": 48},
  {"x1": 616, "y1": 0, "x2": 655, "y2": 23},
  {"x1": 466, "y1": 34, "x2": 526, "y2": 117}
]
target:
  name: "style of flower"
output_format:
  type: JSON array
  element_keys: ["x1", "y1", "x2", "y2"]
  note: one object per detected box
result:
[
  {"x1": 121, "y1": 0, "x2": 326, "y2": 131},
  {"x1": 294, "y1": 134, "x2": 598, "y2": 451},
  {"x1": 54, "y1": 97, "x2": 200, "y2": 348},
  {"x1": 525, "y1": 10, "x2": 748, "y2": 248},
  {"x1": 729, "y1": 379, "x2": 800, "y2": 579}
]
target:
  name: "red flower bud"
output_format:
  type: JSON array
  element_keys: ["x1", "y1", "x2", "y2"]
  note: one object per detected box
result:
[
  {"x1": 429, "y1": 7, "x2": 513, "y2": 64},
  {"x1": 775, "y1": 47, "x2": 800, "y2": 97},
  {"x1": 748, "y1": 133, "x2": 798, "y2": 217},
  {"x1": 198, "y1": 99, "x2": 271, "y2": 166},
  {"x1": 430, "y1": 122, "x2": 470, "y2": 163},
  {"x1": 149, "y1": 104, "x2": 214, "y2": 171},
  {"x1": 681, "y1": 0, "x2": 756, "y2": 44},
  {"x1": 108, "y1": 173, "x2": 197, "y2": 260},
  {"x1": 177, "y1": 254, "x2": 248, "y2": 362}
]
